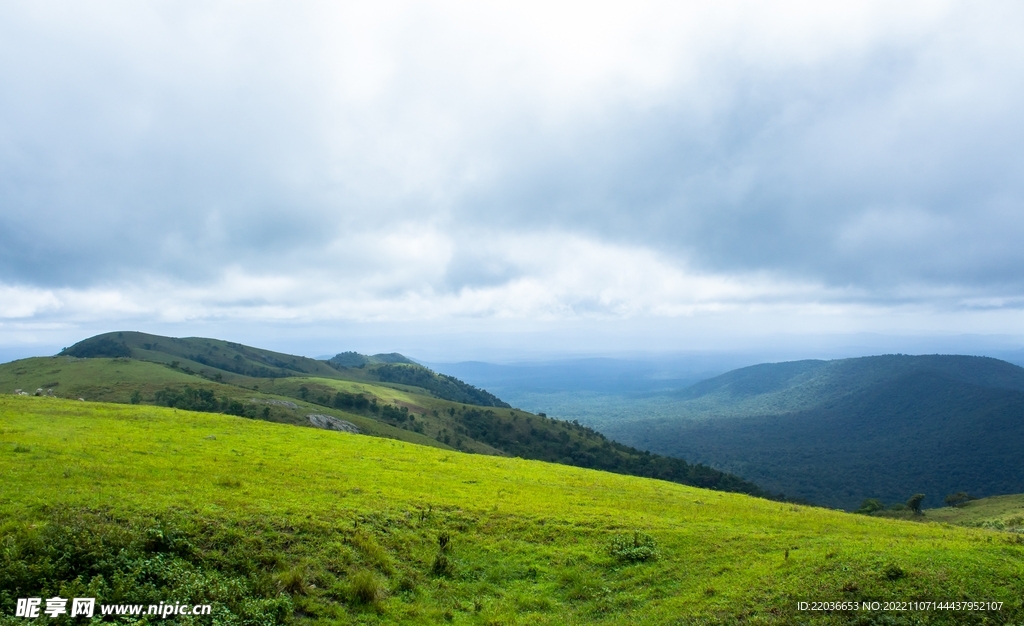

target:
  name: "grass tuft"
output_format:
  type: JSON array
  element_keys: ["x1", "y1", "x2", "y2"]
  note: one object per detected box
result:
[
  {"x1": 608, "y1": 531, "x2": 659, "y2": 563},
  {"x1": 347, "y1": 569, "x2": 385, "y2": 605},
  {"x1": 278, "y1": 566, "x2": 310, "y2": 595}
]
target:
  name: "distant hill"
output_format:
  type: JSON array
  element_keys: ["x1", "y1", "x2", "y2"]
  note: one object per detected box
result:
[
  {"x1": 61, "y1": 332, "x2": 506, "y2": 407},
  {"x1": 597, "y1": 355, "x2": 1024, "y2": 510},
  {"x1": 62, "y1": 331, "x2": 342, "y2": 378},
  {"x1": 327, "y1": 351, "x2": 417, "y2": 368},
  {"x1": 3, "y1": 331, "x2": 769, "y2": 498}
]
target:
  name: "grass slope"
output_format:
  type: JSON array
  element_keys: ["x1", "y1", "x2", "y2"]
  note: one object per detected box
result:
[
  {"x1": 2, "y1": 395, "x2": 1023, "y2": 625},
  {"x1": 0, "y1": 356, "x2": 448, "y2": 451},
  {"x1": 4, "y1": 332, "x2": 769, "y2": 498},
  {"x1": 598, "y1": 355, "x2": 1024, "y2": 509},
  {"x1": 924, "y1": 494, "x2": 1024, "y2": 532}
]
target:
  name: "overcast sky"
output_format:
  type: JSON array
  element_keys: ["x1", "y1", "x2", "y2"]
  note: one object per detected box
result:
[{"x1": 2, "y1": 1, "x2": 1024, "y2": 361}]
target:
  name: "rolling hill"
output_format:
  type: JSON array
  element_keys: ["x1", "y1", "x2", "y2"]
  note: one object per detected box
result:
[
  {"x1": 2, "y1": 395, "x2": 1022, "y2": 624},
  {"x1": 0, "y1": 331, "x2": 766, "y2": 498},
  {"x1": 595, "y1": 355, "x2": 1024, "y2": 510}
]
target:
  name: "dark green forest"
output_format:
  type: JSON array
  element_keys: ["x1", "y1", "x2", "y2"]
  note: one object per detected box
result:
[{"x1": 601, "y1": 355, "x2": 1024, "y2": 509}]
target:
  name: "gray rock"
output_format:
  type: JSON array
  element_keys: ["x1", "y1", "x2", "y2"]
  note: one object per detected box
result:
[{"x1": 307, "y1": 414, "x2": 360, "y2": 433}]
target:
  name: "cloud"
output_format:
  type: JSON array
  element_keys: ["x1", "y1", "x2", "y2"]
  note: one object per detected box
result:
[
  {"x1": 1, "y1": 1, "x2": 1024, "y2": 354},
  {"x1": 0, "y1": 285, "x2": 62, "y2": 319}
]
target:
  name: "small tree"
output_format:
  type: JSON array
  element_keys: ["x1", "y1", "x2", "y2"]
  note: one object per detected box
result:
[
  {"x1": 907, "y1": 493, "x2": 926, "y2": 515},
  {"x1": 855, "y1": 498, "x2": 884, "y2": 515},
  {"x1": 944, "y1": 492, "x2": 974, "y2": 508}
]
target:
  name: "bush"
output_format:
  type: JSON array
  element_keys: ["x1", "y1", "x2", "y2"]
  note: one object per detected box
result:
[
  {"x1": 608, "y1": 531, "x2": 659, "y2": 563},
  {"x1": 882, "y1": 564, "x2": 905, "y2": 581},
  {"x1": 944, "y1": 492, "x2": 975, "y2": 507},
  {"x1": 431, "y1": 532, "x2": 455, "y2": 577},
  {"x1": 0, "y1": 506, "x2": 293, "y2": 623},
  {"x1": 856, "y1": 498, "x2": 884, "y2": 515}
]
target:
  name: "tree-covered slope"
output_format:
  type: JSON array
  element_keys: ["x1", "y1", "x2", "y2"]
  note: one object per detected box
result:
[
  {"x1": 600, "y1": 355, "x2": 1024, "y2": 510},
  {"x1": 2, "y1": 395, "x2": 1021, "y2": 625},
  {"x1": 372, "y1": 363, "x2": 510, "y2": 408}
]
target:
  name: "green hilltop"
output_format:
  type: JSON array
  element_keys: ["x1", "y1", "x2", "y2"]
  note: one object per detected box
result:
[
  {"x1": 0, "y1": 331, "x2": 765, "y2": 498},
  {"x1": 596, "y1": 354, "x2": 1024, "y2": 510},
  {"x1": 2, "y1": 395, "x2": 1022, "y2": 624}
]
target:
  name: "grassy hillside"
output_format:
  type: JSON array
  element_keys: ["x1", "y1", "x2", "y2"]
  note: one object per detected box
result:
[
  {"x1": 60, "y1": 331, "x2": 506, "y2": 407},
  {"x1": 595, "y1": 355, "x2": 1024, "y2": 509},
  {"x1": 0, "y1": 355, "x2": 452, "y2": 451},
  {"x1": 923, "y1": 494, "x2": 1024, "y2": 532},
  {"x1": 2, "y1": 395, "x2": 1023, "y2": 624},
  {"x1": 2, "y1": 332, "x2": 767, "y2": 498}
]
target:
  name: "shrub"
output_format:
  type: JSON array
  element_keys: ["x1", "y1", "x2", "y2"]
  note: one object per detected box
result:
[
  {"x1": 882, "y1": 564, "x2": 905, "y2": 581},
  {"x1": 856, "y1": 498, "x2": 884, "y2": 515},
  {"x1": 432, "y1": 552, "x2": 454, "y2": 577},
  {"x1": 608, "y1": 531, "x2": 659, "y2": 563},
  {"x1": 432, "y1": 532, "x2": 455, "y2": 577},
  {"x1": 944, "y1": 492, "x2": 975, "y2": 508}
]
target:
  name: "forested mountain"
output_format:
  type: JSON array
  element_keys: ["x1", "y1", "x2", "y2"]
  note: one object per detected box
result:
[{"x1": 597, "y1": 355, "x2": 1024, "y2": 509}]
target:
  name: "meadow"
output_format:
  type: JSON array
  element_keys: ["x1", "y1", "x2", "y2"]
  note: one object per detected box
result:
[
  {"x1": 923, "y1": 494, "x2": 1024, "y2": 533},
  {"x1": 2, "y1": 395, "x2": 1023, "y2": 624}
]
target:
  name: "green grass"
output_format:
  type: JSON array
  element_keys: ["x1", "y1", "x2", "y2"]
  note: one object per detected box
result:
[
  {"x1": 0, "y1": 354, "x2": 768, "y2": 496},
  {"x1": 924, "y1": 494, "x2": 1024, "y2": 532},
  {"x1": 2, "y1": 395, "x2": 1023, "y2": 624},
  {"x1": 0, "y1": 356, "x2": 449, "y2": 452}
]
